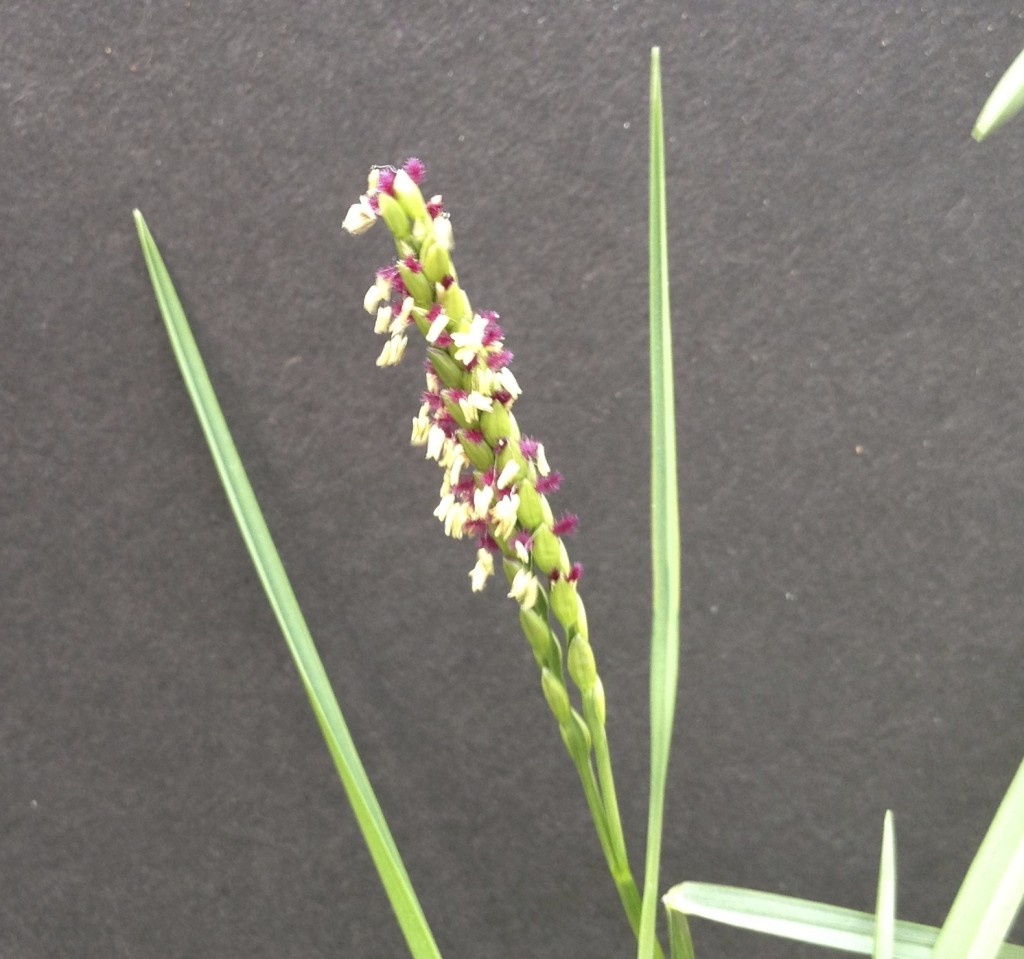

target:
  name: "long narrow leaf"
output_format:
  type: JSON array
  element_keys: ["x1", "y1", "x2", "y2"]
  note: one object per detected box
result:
[
  {"x1": 973, "y1": 46, "x2": 1024, "y2": 142},
  {"x1": 932, "y1": 757, "x2": 1024, "y2": 959},
  {"x1": 134, "y1": 211, "x2": 443, "y2": 959},
  {"x1": 663, "y1": 882, "x2": 1024, "y2": 959},
  {"x1": 874, "y1": 811, "x2": 897, "y2": 959},
  {"x1": 639, "y1": 46, "x2": 684, "y2": 959}
]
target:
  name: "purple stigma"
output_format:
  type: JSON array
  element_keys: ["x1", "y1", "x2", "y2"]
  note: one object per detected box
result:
[
  {"x1": 403, "y1": 157, "x2": 426, "y2": 184},
  {"x1": 486, "y1": 349, "x2": 514, "y2": 370},
  {"x1": 552, "y1": 513, "x2": 579, "y2": 537},
  {"x1": 535, "y1": 472, "x2": 562, "y2": 494}
]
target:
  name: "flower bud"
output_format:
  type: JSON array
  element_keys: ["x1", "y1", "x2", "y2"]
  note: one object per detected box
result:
[
  {"x1": 393, "y1": 168, "x2": 430, "y2": 223},
  {"x1": 559, "y1": 710, "x2": 592, "y2": 766},
  {"x1": 550, "y1": 576, "x2": 579, "y2": 632},
  {"x1": 433, "y1": 215, "x2": 454, "y2": 252},
  {"x1": 427, "y1": 348, "x2": 466, "y2": 390},
  {"x1": 398, "y1": 261, "x2": 433, "y2": 308},
  {"x1": 567, "y1": 635, "x2": 597, "y2": 693},
  {"x1": 541, "y1": 668, "x2": 571, "y2": 725},
  {"x1": 376, "y1": 192, "x2": 411, "y2": 239},
  {"x1": 519, "y1": 607, "x2": 554, "y2": 665},
  {"x1": 459, "y1": 431, "x2": 493, "y2": 471},
  {"x1": 421, "y1": 239, "x2": 453, "y2": 284},
  {"x1": 516, "y1": 480, "x2": 545, "y2": 531},
  {"x1": 530, "y1": 525, "x2": 563, "y2": 577},
  {"x1": 442, "y1": 281, "x2": 472, "y2": 323},
  {"x1": 479, "y1": 404, "x2": 511, "y2": 446}
]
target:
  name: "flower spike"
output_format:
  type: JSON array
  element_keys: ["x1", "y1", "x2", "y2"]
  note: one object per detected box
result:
[{"x1": 343, "y1": 160, "x2": 583, "y2": 619}]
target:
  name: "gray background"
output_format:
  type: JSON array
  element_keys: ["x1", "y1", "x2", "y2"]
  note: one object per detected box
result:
[{"x1": 3, "y1": 2, "x2": 1023, "y2": 957}]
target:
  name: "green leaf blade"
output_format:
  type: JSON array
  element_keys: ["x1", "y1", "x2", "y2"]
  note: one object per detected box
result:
[
  {"x1": 973, "y1": 46, "x2": 1024, "y2": 141},
  {"x1": 932, "y1": 757, "x2": 1024, "y2": 959},
  {"x1": 134, "y1": 211, "x2": 443, "y2": 959},
  {"x1": 663, "y1": 882, "x2": 1024, "y2": 959},
  {"x1": 874, "y1": 811, "x2": 897, "y2": 959},
  {"x1": 639, "y1": 46, "x2": 686, "y2": 959}
]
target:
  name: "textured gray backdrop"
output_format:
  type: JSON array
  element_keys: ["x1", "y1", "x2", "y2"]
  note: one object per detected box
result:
[{"x1": 4, "y1": 2, "x2": 1023, "y2": 958}]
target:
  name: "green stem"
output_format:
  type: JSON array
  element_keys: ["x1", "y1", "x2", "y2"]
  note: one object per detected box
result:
[
  {"x1": 571, "y1": 752, "x2": 666, "y2": 959},
  {"x1": 572, "y1": 753, "x2": 615, "y2": 869},
  {"x1": 585, "y1": 691, "x2": 629, "y2": 872}
]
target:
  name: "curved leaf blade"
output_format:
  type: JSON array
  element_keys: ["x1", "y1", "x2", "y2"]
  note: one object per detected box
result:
[
  {"x1": 134, "y1": 210, "x2": 443, "y2": 959},
  {"x1": 664, "y1": 882, "x2": 1024, "y2": 959}
]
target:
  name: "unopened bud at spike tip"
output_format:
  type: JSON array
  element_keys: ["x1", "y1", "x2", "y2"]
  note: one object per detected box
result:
[{"x1": 393, "y1": 168, "x2": 430, "y2": 223}]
